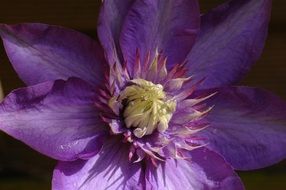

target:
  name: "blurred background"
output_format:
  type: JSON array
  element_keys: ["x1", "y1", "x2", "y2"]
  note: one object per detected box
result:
[{"x1": 0, "y1": 0, "x2": 285, "y2": 189}]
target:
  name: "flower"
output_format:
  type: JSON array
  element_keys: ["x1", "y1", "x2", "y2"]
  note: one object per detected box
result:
[{"x1": 0, "y1": 0, "x2": 285, "y2": 189}]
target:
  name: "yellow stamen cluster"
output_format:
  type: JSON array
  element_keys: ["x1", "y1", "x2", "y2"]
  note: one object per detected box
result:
[{"x1": 119, "y1": 79, "x2": 176, "y2": 138}]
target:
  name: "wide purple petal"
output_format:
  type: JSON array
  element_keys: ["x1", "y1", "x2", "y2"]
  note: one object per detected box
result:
[
  {"x1": 186, "y1": 0, "x2": 272, "y2": 89},
  {"x1": 0, "y1": 23, "x2": 107, "y2": 86},
  {"x1": 52, "y1": 139, "x2": 144, "y2": 190},
  {"x1": 146, "y1": 148, "x2": 244, "y2": 190},
  {"x1": 202, "y1": 86, "x2": 286, "y2": 170},
  {"x1": 0, "y1": 78, "x2": 108, "y2": 161},
  {"x1": 97, "y1": 0, "x2": 135, "y2": 66},
  {"x1": 120, "y1": 0, "x2": 200, "y2": 73}
]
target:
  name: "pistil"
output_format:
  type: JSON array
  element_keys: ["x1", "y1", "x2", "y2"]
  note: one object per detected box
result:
[{"x1": 119, "y1": 79, "x2": 176, "y2": 138}]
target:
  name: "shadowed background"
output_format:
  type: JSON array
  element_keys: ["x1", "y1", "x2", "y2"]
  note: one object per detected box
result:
[{"x1": 0, "y1": 0, "x2": 285, "y2": 189}]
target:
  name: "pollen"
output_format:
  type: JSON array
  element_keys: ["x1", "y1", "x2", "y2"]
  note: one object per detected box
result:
[{"x1": 119, "y1": 79, "x2": 176, "y2": 138}]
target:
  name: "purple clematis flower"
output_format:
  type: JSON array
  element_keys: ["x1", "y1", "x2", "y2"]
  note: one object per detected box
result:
[{"x1": 0, "y1": 0, "x2": 285, "y2": 189}]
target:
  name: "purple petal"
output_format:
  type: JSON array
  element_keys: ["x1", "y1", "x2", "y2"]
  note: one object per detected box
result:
[
  {"x1": 186, "y1": 0, "x2": 272, "y2": 89},
  {"x1": 0, "y1": 23, "x2": 107, "y2": 86},
  {"x1": 97, "y1": 0, "x2": 135, "y2": 65},
  {"x1": 202, "y1": 86, "x2": 286, "y2": 170},
  {"x1": 120, "y1": 0, "x2": 200, "y2": 73},
  {"x1": 146, "y1": 148, "x2": 244, "y2": 190},
  {"x1": 0, "y1": 78, "x2": 107, "y2": 161},
  {"x1": 52, "y1": 139, "x2": 144, "y2": 190}
]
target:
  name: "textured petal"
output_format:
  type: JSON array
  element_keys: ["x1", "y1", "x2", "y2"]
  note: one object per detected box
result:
[
  {"x1": 97, "y1": 0, "x2": 135, "y2": 65},
  {"x1": 120, "y1": 0, "x2": 200, "y2": 73},
  {"x1": 186, "y1": 0, "x2": 272, "y2": 89},
  {"x1": 0, "y1": 23, "x2": 107, "y2": 86},
  {"x1": 52, "y1": 139, "x2": 144, "y2": 190},
  {"x1": 0, "y1": 78, "x2": 107, "y2": 161},
  {"x1": 146, "y1": 148, "x2": 244, "y2": 190},
  {"x1": 202, "y1": 86, "x2": 286, "y2": 170}
]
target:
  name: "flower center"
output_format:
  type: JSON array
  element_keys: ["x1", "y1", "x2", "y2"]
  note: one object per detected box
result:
[{"x1": 119, "y1": 79, "x2": 176, "y2": 138}]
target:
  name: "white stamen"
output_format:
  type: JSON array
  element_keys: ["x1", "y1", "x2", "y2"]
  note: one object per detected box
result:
[{"x1": 118, "y1": 79, "x2": 176, "y2": 138}]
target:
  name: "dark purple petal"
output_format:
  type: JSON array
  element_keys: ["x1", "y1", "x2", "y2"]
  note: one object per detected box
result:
[
  {"x1": 186, "y1": 0, "x2": 272, "y2": 89},
  {"x1": 146, "y1": 148, "x2": 244, "y2": 190},
  {"x1": 97, "y1": 0, "x2": 136, "y2": 65},
  {"x1": 202, "y1": 86, "x2": 286, "y2": 170},
  {"x1": 0, "y1": 23, "x2": 107, "y2": 86},
  {"x1": 52, "y1": 139, "x2": 144, "y2": 190},
  {"x1": 120, "y1": 0, "x2": 200, "y2": 73},
  {"x1": 0, "y1": 78, "x2": 108, "y2": 161}
]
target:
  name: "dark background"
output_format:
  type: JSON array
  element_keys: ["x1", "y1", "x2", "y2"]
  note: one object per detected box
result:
[{"x1": 0, "y1": 0, "x2": 285, "y2": 189}]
